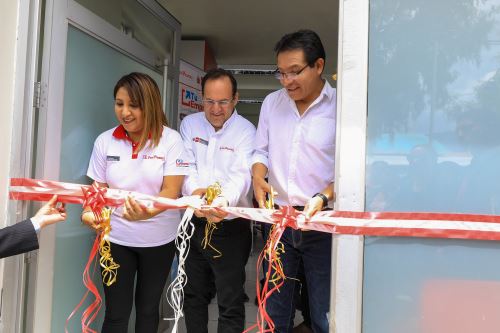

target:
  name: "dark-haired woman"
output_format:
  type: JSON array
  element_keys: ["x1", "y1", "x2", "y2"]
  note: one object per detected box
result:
[{"x1": 82, "y1": 72, "x2": 189, "y2": 332}]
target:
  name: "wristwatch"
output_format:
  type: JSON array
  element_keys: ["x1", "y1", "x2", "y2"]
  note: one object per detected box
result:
[{"x1": 313, "y1": 193, "x2": 329, "y2": 209}]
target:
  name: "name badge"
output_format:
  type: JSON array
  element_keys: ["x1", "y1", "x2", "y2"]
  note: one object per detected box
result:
[{"x1": 106, "y1": 155, "x2": 120, "y2": 161}]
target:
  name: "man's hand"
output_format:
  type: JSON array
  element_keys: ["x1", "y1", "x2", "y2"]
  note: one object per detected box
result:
[
  {"x1": 303, "y1": 196, "x2": 324, "y2": 219},
  {"x1": 32, "y1": 195, "x2": 67, "y2": 228},
  {"x1": 194, "y1": 209, "x2": 207, "y2": 219},
  {"x1": 204, "y1": 196, "x2": 229, "y2": 223},
  {"x1": 253, "y1": 176, "x2": 273, "y2": 208}
]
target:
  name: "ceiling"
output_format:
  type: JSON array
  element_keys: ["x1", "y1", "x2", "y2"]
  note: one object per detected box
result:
[
  {"x1": 158, "y1": 0, "x2": 339, "y2": 71},
  {"x1": 157, "y1": 0, "x2": 339, "y2": 123}
]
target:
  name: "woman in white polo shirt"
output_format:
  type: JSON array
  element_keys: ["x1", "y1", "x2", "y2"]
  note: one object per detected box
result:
[{"x1": 82, "y1": 72, "x2": 189, "y2": 333}]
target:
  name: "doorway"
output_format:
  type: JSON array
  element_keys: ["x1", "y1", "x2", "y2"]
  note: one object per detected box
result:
[{"x1": 17, "y1": 1, "x2": 180, "y2": 332}]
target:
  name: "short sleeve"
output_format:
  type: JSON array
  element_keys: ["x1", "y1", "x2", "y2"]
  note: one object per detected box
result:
[
  {"x1": 87, "y1": 133, "x2": 108, "y2": 183},
  {"x1": 163, "y1": 129, "x2": 191, "y2": 176},
  {"x1": 180, "y1": 117, "x2": 201, "y2": 196}
]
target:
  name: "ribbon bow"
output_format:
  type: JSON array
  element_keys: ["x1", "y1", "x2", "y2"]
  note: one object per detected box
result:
[
  {"x1": 271, "y1": 206, "x2": 301, "y2": 230},
  {"x1": 82, "y1": 183, "x2": 107, "y2": 216}
]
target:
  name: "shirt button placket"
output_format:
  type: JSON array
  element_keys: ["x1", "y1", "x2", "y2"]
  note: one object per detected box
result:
[
  {"x1": 207, "y1": 136, "x2": 217, "y2": 183},
  {"x1": 132, "y1": 142, "x2": 139, "y2": 159},
  {"x1": 288, "y1": 122, "x2": 301, "y2": 203}
]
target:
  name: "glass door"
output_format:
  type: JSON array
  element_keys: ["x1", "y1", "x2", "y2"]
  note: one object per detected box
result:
[
  {"x1": 363, "y1": 0, "x2": 500, "y2": 332},
  {"x1": 52, "y1": 25, "x2": 164, "y2": 332},
  {"x1": 27, "y1": 0, "x2": 180, "y2": 331}
]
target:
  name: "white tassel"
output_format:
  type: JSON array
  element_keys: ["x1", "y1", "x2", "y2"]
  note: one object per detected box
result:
[{"x1": 165, "y1": 205, "x2": 196, "y2": 332}]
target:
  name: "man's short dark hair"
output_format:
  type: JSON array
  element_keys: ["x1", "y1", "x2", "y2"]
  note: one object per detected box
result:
[
  {"x1": 201, "y1": 68, "x2": 238, "y2": 97},
  {"x1": 274, "y1": 29, "x2": 326, "y2": 67}
]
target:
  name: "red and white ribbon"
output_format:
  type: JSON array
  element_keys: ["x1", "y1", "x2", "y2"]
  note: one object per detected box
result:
[
  {"x1": 10, "y1": 178, "x2": 202, "y2": 333},
  {"x1": 13, "y1": 177, "x2": 500, "y2": 242},
  {"x1": 220, "y1": 208, "x2": 500, "y2": 241},
  {"x1": 10, "y1": 177, "x2": 500, "y2": 332},
  {"x1": 9, "y1": 178, "x2": 200, "y2": 210}
]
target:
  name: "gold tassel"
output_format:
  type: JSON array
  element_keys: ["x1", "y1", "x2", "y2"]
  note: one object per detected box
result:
[
  {"x1": 98, "y1": 208, "x2": 120, "y2": 286},
  {"x1": 202, "y1": 182, "x2": 223, "y2": 258},
  {"x1": 265, "y1": 186, "x2": 275, "y2": 209},
  {"x1": 264, "y1": 187, "x2": 292, "y2": 288}
]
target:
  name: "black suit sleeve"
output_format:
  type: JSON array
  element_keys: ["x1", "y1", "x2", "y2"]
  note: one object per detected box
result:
[{"x1": 0, "y1": 219, "x2": 39, "y2": 259}]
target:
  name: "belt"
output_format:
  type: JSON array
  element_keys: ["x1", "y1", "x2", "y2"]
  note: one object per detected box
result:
[
  {"x1": 270, "y1": 204, "x2": 305, "y2": 211},
  {"x1": 280, "y1": 205, "x2": 331, "y2": 212}
]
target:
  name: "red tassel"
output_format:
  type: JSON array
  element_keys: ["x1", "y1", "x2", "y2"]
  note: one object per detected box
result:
[
  {"x1": 245, "y1": 207, "x2": 299, "y2": 332},
  {"x1": 65, "y1": 234, "x2": 102, "y2": 333}
]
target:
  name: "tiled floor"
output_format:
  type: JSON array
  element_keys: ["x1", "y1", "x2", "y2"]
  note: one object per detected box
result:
[{"x1": 158, "y1": 224, "x2": 303, "y2": 332}]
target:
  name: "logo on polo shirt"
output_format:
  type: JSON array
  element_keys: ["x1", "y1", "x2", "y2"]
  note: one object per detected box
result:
[
  {"x1": 142, "y1": 154, "x2": 165, "y2": 160},
  {"x1": 176, "y1": 159, "x2": 190, "y2": 167},
  {"x1": 193, "y1": 137, "x2": 209, "y2": 145},
  {"x1": 219, "y1": 146, "x2": 235, "y2": 152},
  {"x1": 106, "y1": 155, "x2": 120, "y2": 161}
]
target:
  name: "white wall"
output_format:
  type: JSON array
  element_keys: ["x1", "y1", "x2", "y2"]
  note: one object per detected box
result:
[
  {"x1": 180, "y1": 40, "x2": 206, "y2": 69},
  {"x1": 0, "y1": 0, "x2": 19, "y2": 231},
  {"x1": 0, "y1": 2, "x2": 20, "y2": 330}
]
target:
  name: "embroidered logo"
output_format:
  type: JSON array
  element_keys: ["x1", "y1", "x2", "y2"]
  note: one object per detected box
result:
[
  {"x1": 142, "y1": 154, "x2": 165, "y2": 160},
  {"x1": 176, "y1": 159, "x2": 191, "y2": 167},
  {"x1": 193, "y1": 137, "x2": 209, "y2": 145},
  {"x1": 106, "y1": 155, "x2": 120, "y2": 161},
  {"x1": 219, "y1": 146, "x2": 235, "y2": 152}
]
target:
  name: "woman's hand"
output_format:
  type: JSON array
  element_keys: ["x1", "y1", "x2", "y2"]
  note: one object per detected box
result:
[
  {"x1": 81, "y1": 210, "x2": 102, "y2": 231},
  {"x1": 192, "y1": 188, "x2": 207, "y2": 197},
  {"x1": 81, "y1": 181, "x2": 109, "y2": 231},
  {"x1": 122, "y1": 196, "x2": 156, "y2": 221},
  {"x1": 192, "y1": 188, "x2": 208, "y2": 218}
]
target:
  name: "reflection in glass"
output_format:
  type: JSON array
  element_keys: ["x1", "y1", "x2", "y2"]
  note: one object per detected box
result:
[
  {"x1": 51, "y1": 26, "x2": 163, "y2": 332},
  {"x1": 364, "y1": 0, "x2": 500, "y2": 332},
  {"x1": 74, "y1": 0, "x2": 174, "y2": 68}
]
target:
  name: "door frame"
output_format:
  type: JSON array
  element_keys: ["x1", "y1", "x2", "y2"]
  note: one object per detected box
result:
[
  {"x1": 16, "y1": 0, "x2": 372, "y2": 331},
  {"x1": 332, "y1": 0, "x2": 370, "y2": 332},
  {"x1": 30, "y1": 1, "x2": 181, "y2": 331},
  {"x1": 0, "y1": 0, "x2": 44, "y2": 332}
]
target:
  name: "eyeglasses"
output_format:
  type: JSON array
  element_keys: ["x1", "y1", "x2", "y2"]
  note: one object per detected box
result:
[
  {"x1": 273, "y1": 64, "x2": 309, "y2": 80},
  {"x1": 202, "y1": 98, "x2": 234, "y2": 107}
]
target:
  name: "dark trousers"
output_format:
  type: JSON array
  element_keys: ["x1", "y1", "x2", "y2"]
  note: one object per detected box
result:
[
  {"x1": 265, "y1": 226, "x2": 332, "y2": 333},
  {"x1": 101, "y1": 241, "x2": 176, "y2": 333},
  {"x1": 184, "y1": 217, "x2": 251, "y2": 333},
  {"x1": 295, "y1": 260, "x2": 311, "y2": 328}
]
